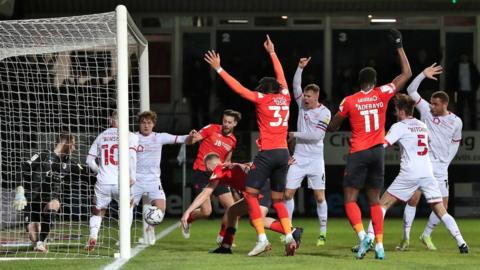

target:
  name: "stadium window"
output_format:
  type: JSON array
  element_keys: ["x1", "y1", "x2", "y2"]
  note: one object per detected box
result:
[{"x1": 146, "y1": 35, "x2": 172, "y2": 103}]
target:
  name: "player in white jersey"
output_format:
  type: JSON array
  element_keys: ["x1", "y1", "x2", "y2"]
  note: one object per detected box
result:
[
  {"x1": 85, "y1": 111, "x2": 139, "y2": 252},
  {"x1": 284, "y1": 57, "x2": 331, "y2": 246},
  {"x1": 364, "y1": 94, "x2": 468, "y2": 258},
  {"x1": 132, "y1": 110, "x2": 194, "y2": 245},
  {"x1": 396, "y1": 64, "x2": 463, "y2": 251}
]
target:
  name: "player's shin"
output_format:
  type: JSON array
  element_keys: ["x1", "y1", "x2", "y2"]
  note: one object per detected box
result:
[
  {"x1": 403, "y1": 205, "x2": 417, "y2": 240},
  {"x1": 243, "y1": 192, "x2": 266, "y2": 240},
  {"x1": 272, "y1": 200, "x2": 292, "y2": 236},
  {"x1": 89, "y1": 215, "x2": 103, "y2": 239},
  {"x1": 344, "y1": 201, "x2": 366, "y2": 240},
  {"x1": 423, "y1": 211, "x2": 440, "y2": 237},
  {"x1": 370, "y1": 204, "x2": 385, "y2": 248},
  {"x1": 317, "y1": 200, "x2": 328, "y2": 235},
  {"x1": 39, "y1": 209, "x2": 58, "y2": 242}
]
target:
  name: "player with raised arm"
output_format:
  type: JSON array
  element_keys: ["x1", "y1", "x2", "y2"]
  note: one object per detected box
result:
[
  {"x1": 394, "y1": 64, "x2": 463, "y2": 251},
  {"x1": 180, "y1": 153, "x2": 303, "y2": 254},
  {"x1": 13, "y1": 133, "x2": 77, "y2": 253},
  {"x1": 327, "y1": 29, "x2": 412, "y2": 260},
  {"x1": 85, "y1": 111, "x2": 139, "y2": 252},
  {"x1": 181, "y1": 109, "x2": 240, "y2": 244},
  {"x1": 132, "y1": 110, "x2": 194, "y2": 245},
  {"x1": 365, "y1": 94, "x2": 468, "y2": 256},
  {"x1": 284, "y1": 57, "x2": 331, "y2": 246},
  {"x1": 205, "y1": 35, "x2": 296, "y2": 256}
]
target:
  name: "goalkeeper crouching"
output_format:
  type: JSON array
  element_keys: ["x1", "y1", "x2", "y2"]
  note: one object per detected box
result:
[{"x1": 13, "y1": 133, "x2": 78, "y2": 253}]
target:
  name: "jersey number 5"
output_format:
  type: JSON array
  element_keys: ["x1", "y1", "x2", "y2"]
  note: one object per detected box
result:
[
  {"x1": 360, "y1": 109, "x2": 379, "y2": 132},
  {"x1": 102, "y1": 144, "x2": 119, "y2": 165},
  {"x1": 269, "y1": 105, "x2": 289, "y2": 127},
  {"x1": 417, "y1": 134, "x2": 428, "y2": 156}
]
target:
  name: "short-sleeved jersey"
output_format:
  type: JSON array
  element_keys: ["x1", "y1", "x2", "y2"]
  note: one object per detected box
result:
[
  {"x1": 385, "y1": 118, "x2": 433, "y2": 179},
  {"x1": 136, "y1": 132, "x2": 187, "y2": 184},
  {"x1": 209, "y1": 164, "x2": 247, "y2": 191},
  {"x1": 295, "y1": 104, "x2": 331, "y2": 158},
  {"x1": 338, "y1": 83, "x2": 396, "y2": 153},
  {"x1": 88, "y1": 127, "x2": 139, "y2": 185},
  {"x1": 413, "y1": 98, "x2": 463, "y2": 165},
  {"x1": 193, "y1": 124, "x2": 237, "y2": 171},
  {"x1": 254, "y1": 89, "x2": 291, "y2": 150}
]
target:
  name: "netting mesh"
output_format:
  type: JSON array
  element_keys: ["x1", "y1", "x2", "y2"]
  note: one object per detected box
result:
[{"x1": 0, "y1": 11, "x2": 143, "y2": 258}]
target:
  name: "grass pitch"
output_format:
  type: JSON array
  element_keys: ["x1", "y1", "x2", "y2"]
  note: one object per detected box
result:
[{"x1": 2, "y1": 218, "x2": 479, "y2": 270}]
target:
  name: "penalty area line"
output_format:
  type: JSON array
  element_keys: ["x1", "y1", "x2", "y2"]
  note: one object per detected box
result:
[{"x1": 103, "y1": 221, "x2": 180, "y2": 270}]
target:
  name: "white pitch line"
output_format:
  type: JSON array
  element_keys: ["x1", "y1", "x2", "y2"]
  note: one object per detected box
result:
[{"x1": 103, "y1": 221, "x2": 179, "y2": 270}]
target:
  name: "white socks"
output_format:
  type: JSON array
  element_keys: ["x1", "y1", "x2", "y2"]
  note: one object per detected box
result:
[
  {"x1": 258, "y1": 233, "x2": 268, "y2": 242},
  {"x1": 285, "y1": 198, "x2": 294, "y2": 221},
  {"x1": 317, "y1": 201, "x2": 328, "y2": 234},
  {"x1": 403, "y1": 205, "x2": 417, "y2": 240},
  {"x1": 440, "y1": 213, "x2": 466, "y2": 246},
  {"x1": 423, "y1": 211, "x2": 441, "y2": 237},
  {"x1": 89, "y1": 215, "x2": 102, "y2": 239}
]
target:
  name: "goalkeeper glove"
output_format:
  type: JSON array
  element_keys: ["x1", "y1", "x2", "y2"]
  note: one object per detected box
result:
[
  {"x1": 389, "y1": 28, "x2": 403, "y2": 49},
  {"x1": 13, "y1": 186, "x2": 27, "y2": 211}
]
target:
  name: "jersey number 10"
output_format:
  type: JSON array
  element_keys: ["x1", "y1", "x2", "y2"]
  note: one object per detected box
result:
[
  {"x1": 360, "y1": 109, "x2": 379, "y2": 132},
  {"x1": 102, "y1": 144, "x2": 119, "y2": 165}
]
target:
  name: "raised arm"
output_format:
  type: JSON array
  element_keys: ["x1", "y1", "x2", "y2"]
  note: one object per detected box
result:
[
  {"x1": 292, "y1": 57, "x2": 311, "y2": 106},
  {"x1": 389, "y1": 29, "x2": 412, "y2": 91},
  {"x1": 408, "y1": 63, "x2": 442, "y2": 100},
  {"x1": 204, "y1": 50, "x2": 257, "y2": 102},
  {"x1": 264, "y1": 35, "x2": 288, "y2": 89}
]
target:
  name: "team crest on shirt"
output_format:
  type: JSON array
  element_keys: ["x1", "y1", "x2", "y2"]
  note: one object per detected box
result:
[
  {"x1": 273, "y1": 96, "x2": 287, "y2": 106},
  {"x1": 137, "y1": 145, "x2": 145, "y2": 152},
  {"x1": 433, "y1": 117, "x2": 440, "y2": 125}
]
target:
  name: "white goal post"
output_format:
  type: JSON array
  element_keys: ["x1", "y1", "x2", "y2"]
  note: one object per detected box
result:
[{"x1": 0, "y1": 5, "x2": 149, "y2": 260}]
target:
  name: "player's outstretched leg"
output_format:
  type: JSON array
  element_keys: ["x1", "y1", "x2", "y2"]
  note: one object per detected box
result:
[{"x1": 430, "y1": 203, "x2": 468, "y2": 254}]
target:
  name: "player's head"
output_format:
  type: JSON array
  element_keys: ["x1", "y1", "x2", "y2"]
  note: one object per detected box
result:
[
  {"x1": 204, "y1": 152, "x2": 221, "y2": 172},
  {"x1": 393, "y1": 94, "x2": 415, "y2": 120},
  {"x1": 110, "y1": 110, "x2": 118, "y2": 128},
  {"x1": 430, "y1": 91, "x2": 449, "y2": 116},
  {"x1": 358, "y1": 67, "x2": 377, "y2": 91},
  {"x1": 303, "y1": 83, "x2": 320, "y2": 109},
  {"x1": 222, "y1": 109, "x2": 241, "y2": 135},
  {"x1": 256, "y1": 77, "x2": 281, "y2": 94},
  {"x1": 138, "y1": 110, "x2": 157, "y2": 136},
  {"x1": 57, "y1": 132, "x2": 76, "y2": 155}
]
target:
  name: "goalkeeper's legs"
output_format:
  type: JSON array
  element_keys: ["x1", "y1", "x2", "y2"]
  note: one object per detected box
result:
[{"x1": 36, "y1": 200, "x2": 60, "y2": 253}]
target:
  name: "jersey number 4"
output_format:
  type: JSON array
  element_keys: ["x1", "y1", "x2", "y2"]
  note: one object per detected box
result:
[
  {"x1": 360, "y1": 109, "x2": 379, "y2": 132},
  {"x1": 102, "y1": 144, "x2": 119, "y2": 165},
  {"x1": 269, "y1": 105, "x2": 289, "y2": 127},
  {"x1": 417, "y1": 134, "x2": 428, "y2": 156}
]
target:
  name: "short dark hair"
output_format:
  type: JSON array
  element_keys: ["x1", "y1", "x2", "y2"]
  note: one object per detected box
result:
[
  {"x1": 358, "y1": 67, "x2": 377, "y2": 88},
  {"x1": 304, "y1": 83, "x2": 320, "y2": 93},
  {"x1": 58, "y1": 132, "x2": 75, "y2": 144},
  {"x1": 223, "y1": 109, "x2": 242, "y2": 122},
  {"x1": 394, "y1": 94, "x2": 416, "y2": 116},
  {"x1": 203, "y1": 152, "x2": 220, "y2": 164},
  {"x1": 138, "y1": 110, "x2": 158, "y2": 124},
  {"x1": 256, "y1": 77, "x2": 281, "y2": 94},
  {"x1": 431, "y1": 91, "x2": 449, "y2": 104}
]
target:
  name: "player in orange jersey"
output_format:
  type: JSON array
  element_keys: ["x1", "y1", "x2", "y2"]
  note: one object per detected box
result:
[
  {"x1": 327, "y1": 29, "x2": 412, "y2": 259},
  {"x1": 205, "y1": 35, "x2": 296, "y2": 256}
]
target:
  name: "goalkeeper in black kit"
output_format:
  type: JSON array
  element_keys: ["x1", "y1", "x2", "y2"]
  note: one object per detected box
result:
[{"x1": 13, "y1": 133, "x2": 78, "y2": 253}]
